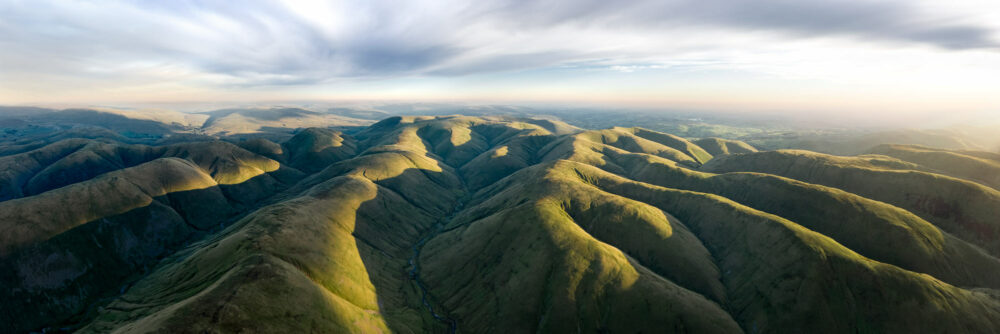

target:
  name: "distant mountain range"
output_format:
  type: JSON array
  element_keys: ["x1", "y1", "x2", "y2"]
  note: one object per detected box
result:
[
  {"x1": 4, "y1": 105, "x2": 998, "y2": 155},
  {"x1": 2, "y1": 109, "x2": 1000, "y2": 333}
]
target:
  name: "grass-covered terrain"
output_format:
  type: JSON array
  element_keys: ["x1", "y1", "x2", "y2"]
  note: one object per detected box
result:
[{"x1": 2, "y1": 115, "x2": 999, "y2": 333}]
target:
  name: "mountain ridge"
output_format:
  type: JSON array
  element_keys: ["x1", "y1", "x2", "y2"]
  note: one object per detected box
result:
[{"x1": 2, "y1": 115, "x2": 999, "y2": 333}]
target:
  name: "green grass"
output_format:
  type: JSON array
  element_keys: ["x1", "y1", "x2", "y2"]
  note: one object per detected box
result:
[{"x1": 5, "y1": 117, "x2": 1000, "y2": 333}]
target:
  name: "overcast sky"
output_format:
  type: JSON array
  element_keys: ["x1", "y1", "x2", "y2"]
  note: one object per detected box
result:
[{"x1": 1, "y1": 0, "x2": 999, "y2": 116}]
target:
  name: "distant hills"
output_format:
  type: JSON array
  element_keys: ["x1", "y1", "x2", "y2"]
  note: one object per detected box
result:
[
  {"x1": 1, "y1": 113, "x2": 999, "y2": 333},
  {"x1": 0, "y1": 106, "x2": 373, "y2": 148},
  {"x1": 4, "y1": 104, "x2": 998, "y2": 156}
]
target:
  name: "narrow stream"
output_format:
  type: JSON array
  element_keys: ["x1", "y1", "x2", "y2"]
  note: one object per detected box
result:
[{"x1": 407, "y1": 200, "x2": 464, "y2": 334}]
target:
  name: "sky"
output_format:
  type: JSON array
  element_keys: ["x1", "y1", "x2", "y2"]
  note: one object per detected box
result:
[{"x1": 1, "y1": 0, "x2": 999, "y2": 117}]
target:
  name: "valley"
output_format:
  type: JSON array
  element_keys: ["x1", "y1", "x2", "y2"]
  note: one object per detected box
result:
[{"x1": 2, "y1": 113, "x2": 999, "y2": 333}]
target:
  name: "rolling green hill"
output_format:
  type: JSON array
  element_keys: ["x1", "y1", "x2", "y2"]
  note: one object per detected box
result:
[{"x1": 2, "y1": 115, "x2": 999, "y2": 333}]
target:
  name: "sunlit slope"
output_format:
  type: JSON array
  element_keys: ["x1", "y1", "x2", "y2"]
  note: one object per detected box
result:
[
  {"x1": 0, "y1": 127, "x2": 131, "y2": 157},
  {"x1": 702, "y1": 150, "x2": 1000, "y2": 258},
  {"x1": 693, "y1": 137, "x2": 758, "y2": 156},
  {"x1": 546, "y1": 148, "x2": 1000, "y2": 290},
  {"x1": 78, "y1": 118, "x2": 749, "y2": 333},
  {"x1": 0, "y1": 158, "x2": 236, "y2": 332},
  {"x1": 0, "y1": 158, "x2": 223, "y2": 255},
  {"x1": 549, "y1": 162, "x2": 1000, "y2": 333},
  {"x1": 868, "y1": 144, "x2": 1000, "y2": 191},
  {"x1": 4, "y1": 116, "x2": 1000, "y2": 333},
  {"x1": 537, "y1": 127, "x2": 712, "y2": 169},
  {"x1": 0, "y1": 139, "x2": 290, "y2": 201},
  {"x1": 78, "y1": 116, "x2": 572, "y2": 333},
  {"x1": 199, "y1": 107, "x2": 371, "y2": 135},
  {"x1": 424, "y1": 162, "x2": 738, "y2": 333},
  {"x1": 282, "y1": 127, "x2": 357, "y2": 173},
  {"x1": 0, "y1": 138, "x2": 94, "y2": 201},
  {"x1": 80, "y1": 173, "x2": 440, "y2": 333},
  {"x1": 534, "y1": 131, "x2": 1000, "y2": 315},
  {"x1": 352, "y1": 115, "x2": 570, "y2": 191},
  {"x1": 0, "y1": 141, "x2": 301, "y2": 333}
]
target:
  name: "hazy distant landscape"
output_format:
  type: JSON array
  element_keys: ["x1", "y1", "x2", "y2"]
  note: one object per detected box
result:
[{"x1": 4, "y1": 104, "x2": 1000, "y2": 155}]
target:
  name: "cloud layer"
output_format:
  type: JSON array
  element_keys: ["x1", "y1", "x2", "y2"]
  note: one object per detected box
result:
[{"x1": 1, "y1": 0, "x2": 998, "y2": 110}]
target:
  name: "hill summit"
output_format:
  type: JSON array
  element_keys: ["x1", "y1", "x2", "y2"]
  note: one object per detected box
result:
[{"x1": 2, "y1": 115, "x2": 999, "y2": 333}]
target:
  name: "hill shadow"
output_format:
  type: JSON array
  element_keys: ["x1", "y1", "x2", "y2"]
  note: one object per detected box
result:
[
  {"x1": 351, "y1": 167, "x2": 463, "y2": 333},
  {"x1": 0, "y1": 169, "x2": 294, "y2": 333}
]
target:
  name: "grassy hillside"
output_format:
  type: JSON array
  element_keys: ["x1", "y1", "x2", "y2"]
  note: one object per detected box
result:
[
  {"x1": 2, "y1": 116, "x2": 999, "y2": 333},
  {"x1": 550, "y1": 149, "x2": 1000, "y2": 290},
  {"x1": 702, "y1": 150, "x2": 1000, "y2": 258},
  {"x1": 868, "y1": 144, "x2": 1000, "y2": 190},
  {"x1": 693, "y1": 137, "x2": 758, "y2": 156},
  {"x1": 0, "y1": 142, "x2": 301, "y2": 332}
]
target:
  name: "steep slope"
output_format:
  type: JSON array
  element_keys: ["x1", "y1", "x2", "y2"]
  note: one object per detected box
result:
[
  {"x1": 80, "y1": 171, "x2": 445, "y2": 333},
  {"x1": 0, "y1": 142, "x2": 302, "y2": 332},
  {"x1": 422, "y1": 181, "x2": 740, "y2": 332},
  {"x1": 868, "y1": 144, "x2": 1000, "y2": 190},
  {"x1": 199, "y1": 107, "x2": 371, "y2": 135},
  {"x1": 4, "y1": 117, "x2": 1000, "y2": 333},
  {"x1": 536, "y1": 127, "x2": 712, "y2": 173},
  {"x1": 0, "y1": 158, "x2": 234, "y2": 332},
  {"x1": 0, "y1": 127, "x2": 131, "y2": 157},
  {"x1": 0, "y1": 158, "x2": 222, "y2": 256},
  {"x1": 0, "y1": 138, "x2": 95, "y2": 200},
  {"x1": 693, "y1": 137, "x2": 758, "y2": 156},
  {"x1": 553, "y1": 162, "x2": 1000, "y2": 333},
  {"x1": 282, "y1": 128, "x2": 358, "y2": 173},
  {"x1": 547, "y1": 149, "x2": 1000, "y2": 290},
  {"x1": 0, "y1": 139, "x2": 296, "y2": 204},
  {"x1": 0, "y1": 108, "x2": 190, "y2": 138},
  {"x1": 235, "y1": 137, "x2": 285, "y2": 162},
  {"x1": 78, "y1": 118, "x2": 749, "y2": 333},
  {"x1": 702, "y1": 150, "x2": 1000, "y2": 258}
]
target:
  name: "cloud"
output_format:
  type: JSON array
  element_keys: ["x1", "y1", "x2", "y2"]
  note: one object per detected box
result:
[
  {"x1": 427, "y1": 51, "x2": 583, "y2": 76},
  {"x1": 493, "y1": 0, "x2": 998, "y2": 49},
  {"x1": 349, "y1": 43, "x2": 461, "y2": 75},
  {"x1": 0, "y1": 0, "x2": 996, "y2": 94},
  {"x1": 673, "y1": 0, "x2": 997, "y2": 49}
]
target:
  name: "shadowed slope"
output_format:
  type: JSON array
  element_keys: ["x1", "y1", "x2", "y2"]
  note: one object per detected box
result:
[
  {"x1": 703, "y1": 150, "x2": 1000, "y2": 258},
  {"x1": 0, "y1": 139, "x2": 94, "y2": 201},
  {"x1": 560, "y1": 161, "x2": 1000, "y2": 333},
  {"x1": 79, "y1": 174, "x2": 429, "y2": 333},
  {"x1": 0, "y1": 158, "x2": 236, "y2": 333},
  {"x1": 199, "y1": 107, "x2": 371, "y2": 135},
  {"x1": 0, "y1": 127, "x2": 130, "y2": 157},
  {"x1": 624, "y1": 127, "x2": 714, "y2": 164},
  {"x1": 418, "y1": 164, "x2": 738, "y2": 333},
  {"x1": 0, "y1": 139, "x2": 289, "y2": 202},
  {"x1": 539, "y1": 127, "x2": 709, "y2": 169},
  {"x1": 5, "y1": 116, "x2": 1000, "y2": 333},
  {"x1": 694, "y1": 137, "x2": 758, "y2": 156},
  {"x1": 422, "y1": 199, "x2": 740, "y2": 333},
  {"x1": 0, "y1": 158, "x2": 222, "y2": 256},
  {"x1": 282, "y1": 128, "x2": 357, "y2": 173},
  {"x1": 869, "y1": 144, "x2": 1000, "y2": 191},
  {"x1": 75, "y1": 119, "x2": 750, "y2": 333},
  {"x1": 0, "y1": 142, "x2": 302, "y2": 333},
  {"x1": 555, "y1": 149, "x2": 1000, "y2": 289},
  {"x1": 235, "y1": 138, "x2": 284, "y2": 162},
  {"x1": 78, "y1": 117, "x2": 478, "y2": 333}
]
